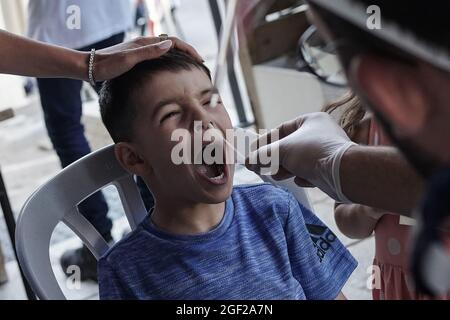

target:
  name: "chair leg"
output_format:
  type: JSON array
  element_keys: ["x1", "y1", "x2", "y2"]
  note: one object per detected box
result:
[
  {"x1": 0, "y1": 169, "x2": 35, "y2": 299},
  {"x1": 0, "y1": 243, "x2": 7, "y2": 285}
]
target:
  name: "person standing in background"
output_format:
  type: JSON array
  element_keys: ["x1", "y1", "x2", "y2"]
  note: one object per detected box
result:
[{"x1": 27, "y1": 0, "x2": 153, "y2": 282}]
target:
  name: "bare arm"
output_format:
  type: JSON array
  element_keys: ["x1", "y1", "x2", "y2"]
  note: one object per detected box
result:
[
  {"x1": 0, "y1": 30, "x2": 86, "y2": 79},
  {"x1": 0, "y1": 30, "x2": 202, "y2": 81},
  {"x1": 333, "y1": 118, "x2": 385, "y2": 238},
  {"x1": 247, "y1": 113, "x2": 424, "y2": 215},
  {"x1": 340, "y1": 145, "x2": 424, "y2": 216},
  {"x1": 334, "y1": 203, "x2": 384, "y2": 239}
]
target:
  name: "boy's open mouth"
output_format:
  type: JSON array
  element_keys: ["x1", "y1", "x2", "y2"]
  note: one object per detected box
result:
[{"x1": 194, "y1": 144, "x2": 228, "y2": 185}]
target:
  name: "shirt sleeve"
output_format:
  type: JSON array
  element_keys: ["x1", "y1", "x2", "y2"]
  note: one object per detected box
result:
[
  {"x1": 98, "y1": 257, "x2": 130, "y2": 300},
  {"x1": 283, "y1": 193, "x2": 357, "y2": 300}
]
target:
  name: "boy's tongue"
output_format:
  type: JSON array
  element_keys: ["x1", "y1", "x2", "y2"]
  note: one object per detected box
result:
[{"x1": 196, "y1": 163, "x2": 220, "y2": 178}]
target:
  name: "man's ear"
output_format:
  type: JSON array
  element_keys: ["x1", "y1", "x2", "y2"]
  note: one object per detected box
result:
[
  {"x1": 351, "y1": 55, "x2": 428, "y2": 136},
  {"x1": 114, "y1": 142, "x2": 149, "y2": 177}
]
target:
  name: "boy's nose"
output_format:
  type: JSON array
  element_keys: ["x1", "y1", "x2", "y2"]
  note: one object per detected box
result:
[
  {"x1": 186, "y1": 100, "x2": 216, "y2": 132},
  {"x1": 193, "y1": 120, "x2": 214, "y2": 133}
]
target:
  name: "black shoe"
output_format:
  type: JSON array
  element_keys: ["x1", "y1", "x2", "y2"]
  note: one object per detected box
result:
[{"x1": 60, "y1": 245, "x2": 98, "y2": 282}]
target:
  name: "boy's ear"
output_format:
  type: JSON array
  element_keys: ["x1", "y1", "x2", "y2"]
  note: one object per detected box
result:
[
  {"x1": 114, "y1": 142, "x2": 149, "y2": 176},
  {"x1": 351, "y1": 55, "x2": 428, "y2": 137}
]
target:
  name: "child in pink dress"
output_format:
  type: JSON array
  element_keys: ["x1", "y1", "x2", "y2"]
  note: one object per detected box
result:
[{"x1": 325, "y1": 93, "x2": 450, "y2": 300}]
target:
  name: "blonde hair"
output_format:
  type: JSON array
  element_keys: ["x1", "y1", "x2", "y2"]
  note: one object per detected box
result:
[{"x1": 322, "y1": 92, "x2": 366, "y2": 139}]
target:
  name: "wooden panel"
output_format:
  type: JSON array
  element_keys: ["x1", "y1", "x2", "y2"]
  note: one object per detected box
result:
[
  {"x1": 252, "y1": 65, "x2": 325, "y2": 129},
  {"x1": 248, "y1": 11, "x2": 309, "y2": 64}
]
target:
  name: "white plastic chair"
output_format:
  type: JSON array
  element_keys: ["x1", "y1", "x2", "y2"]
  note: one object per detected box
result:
[
  {"x1": 15, "y1": 145, "x2": 313, "y2": 300},
  {"x1": 15, "y1": 145, "x2": 148, "y2": 299}
]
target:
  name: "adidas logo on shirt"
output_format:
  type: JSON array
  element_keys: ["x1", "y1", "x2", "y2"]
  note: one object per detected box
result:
[{"x1": 306, "y1": 224, "x2": 337, "y2": 263}]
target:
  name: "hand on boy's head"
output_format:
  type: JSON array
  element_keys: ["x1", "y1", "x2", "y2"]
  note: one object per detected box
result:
[{"x1": 95, "y1": 36, "x2": 203, "y2": 82}]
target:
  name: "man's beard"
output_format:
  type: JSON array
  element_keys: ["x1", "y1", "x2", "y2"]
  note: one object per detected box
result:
[{"x1": 364, "y1": 100, "x2": 450, "y2": 296}]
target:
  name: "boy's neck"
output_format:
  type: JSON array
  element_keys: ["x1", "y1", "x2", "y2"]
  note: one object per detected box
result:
[{"x1": 151, "y1": 201, "x2": 226, "y2": 236}]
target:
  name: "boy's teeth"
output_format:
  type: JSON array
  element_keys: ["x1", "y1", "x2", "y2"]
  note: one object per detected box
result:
[
  {"x1": 210, "y1": 172, "x2": 225, "y2": 180},
  {"x1": 195, "y1": 163, "x2": 225, "y2": 180}
]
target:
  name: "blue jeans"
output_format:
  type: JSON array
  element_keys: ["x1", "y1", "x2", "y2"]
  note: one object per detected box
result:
[{"x1": 37, "y1": 33, "x2": 154, "y2": 238}]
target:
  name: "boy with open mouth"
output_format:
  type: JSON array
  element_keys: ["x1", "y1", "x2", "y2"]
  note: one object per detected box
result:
[{"x1": 98, "y1": 49, "x2": 357, "y2": 300}]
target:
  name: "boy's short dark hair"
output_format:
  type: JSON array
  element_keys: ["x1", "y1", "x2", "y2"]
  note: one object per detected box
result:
[{"x1": 99, "y1": 49, "x2": 211, "y2": 143}]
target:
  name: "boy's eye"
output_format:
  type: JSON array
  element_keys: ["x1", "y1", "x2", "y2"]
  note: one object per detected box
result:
[
  {"x1": 160, "y1": 111, "x2": 180, "y2": 123},
  {"x1": 203, "y1": 100, "x2": 221, "y2": 107}
]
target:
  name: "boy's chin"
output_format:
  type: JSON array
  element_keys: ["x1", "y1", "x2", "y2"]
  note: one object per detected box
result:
[{"x1": 195, "y1": 183, "x2": 233, "y2": 204}]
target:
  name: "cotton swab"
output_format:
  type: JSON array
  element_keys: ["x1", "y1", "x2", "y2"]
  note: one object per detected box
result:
[{"x1": 207, "y1": 124, "x2": 260, "y2": 165}]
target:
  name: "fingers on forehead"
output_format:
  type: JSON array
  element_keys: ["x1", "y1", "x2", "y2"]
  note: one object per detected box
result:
[{"x1": 170, "y1": 37, "x2": 203, "y2": 62}]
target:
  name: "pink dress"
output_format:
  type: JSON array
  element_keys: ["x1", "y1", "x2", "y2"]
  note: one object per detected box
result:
[{"x1": 369, "y1": 120, "x2": 449, "y2": 300}]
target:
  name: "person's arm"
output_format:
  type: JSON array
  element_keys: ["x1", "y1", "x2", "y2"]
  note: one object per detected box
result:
[
  {"x1": 333, "y1": 117, "x2": 386, "y2": 237},
  {"x1": 334, "y1": 203, "x2": 384, "y2": 239},
  {"x1": 0, "y1": 30, "x2": 86, "y2": 79},
  {"x1": 247, "y1": 112, "x2": 423, "y2": 216},
  {"x1": 0, "y1": 30, "x2": 202, "y2": 80},
  {"x1": 340, "y1": 145, "x2": 423, "y2": 215}
]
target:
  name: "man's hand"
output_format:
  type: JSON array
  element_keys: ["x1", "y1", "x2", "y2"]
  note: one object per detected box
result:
[
  {"x1": 0, "y1": 31, "x2": 202, "y2": 81},
  {"x1": 246, "y1": 112, "x2": 356, "y2": 203},
  {"x1": 94, "y1": 36, "x2": 203, "y2": 82}
]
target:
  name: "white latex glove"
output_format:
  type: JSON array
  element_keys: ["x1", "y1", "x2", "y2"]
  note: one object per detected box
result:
[{"x1": 246, "y1": 112, "x2": 357, "y2": 203}]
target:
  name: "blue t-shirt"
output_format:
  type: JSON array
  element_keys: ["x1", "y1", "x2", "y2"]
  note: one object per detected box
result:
[{"x1": 99, "y1": 184, "x2": 357, "y2": 300}]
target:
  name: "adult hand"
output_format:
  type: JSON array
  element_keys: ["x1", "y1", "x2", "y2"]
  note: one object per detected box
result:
[
  {"x1": 246, "y1": 112, "x2": 357, "y2": 203},
  {"x1": 93, "y1": 36, "x2": 203, "y2": 81},
  {"x1": 0, "y1": 31, "x2": 202, "y2": 81}
]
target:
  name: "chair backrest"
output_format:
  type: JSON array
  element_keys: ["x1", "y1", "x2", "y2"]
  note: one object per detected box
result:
[
  {"x1": 15, "y1": 145, "x2": 148, "y2": 300},
  {"x1": 15, "y1": 145, "x2": 314, "y2": 300}
]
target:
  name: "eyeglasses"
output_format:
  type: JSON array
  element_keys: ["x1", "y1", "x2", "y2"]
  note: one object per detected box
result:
[{"x1": 297, "y1": 26, "x2": 348, "y2": 87}]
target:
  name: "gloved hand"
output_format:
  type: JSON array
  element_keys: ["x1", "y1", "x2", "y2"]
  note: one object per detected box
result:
[{"x1": 246, "y1": 112, "x2": 357, "y2": 203}]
